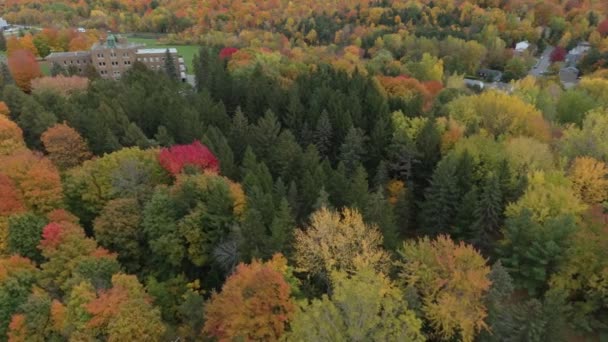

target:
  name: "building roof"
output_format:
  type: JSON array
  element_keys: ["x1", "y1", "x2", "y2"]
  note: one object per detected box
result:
[
  {"x1": 515, "y1": 41, "x2": 530, "y2": 52},
  {"x1": 137, "y1": 48, "x2": 178, "y2": 54},
  {"x1": 47, "y1": 51, "x2": 92, "y2": 59}
]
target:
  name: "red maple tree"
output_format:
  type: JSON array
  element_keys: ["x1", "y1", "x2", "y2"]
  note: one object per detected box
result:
[
  {"x1": 158, "y1": 141, "x2": 219, "y2": 176},
  {"x1": 550, "y1": 46, "x2": 567, "y2": 63}
]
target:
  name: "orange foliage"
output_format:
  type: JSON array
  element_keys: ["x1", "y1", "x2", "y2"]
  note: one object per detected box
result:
[
  {"x1": 46, "y1": 209, "x2": 80, "y2": 225},
  {"x1": 68, "y1": 35, "x2": 89, "y2": 51},
  {"x1": 0, "y1": 102, "x2": 10, "y2": 117},
  {"x1": 386, "y1": 179, "x2": 405, "y2": 205},
  {"x1": 0, "y1": 255, "x2": 37, "y2": 282},
  {"x1": 0, "y1": 115, "x2": 26, "y2": 156},
  {"x1": 19, "y1": 34, "x2": 38, "y2": 56},
  {"x1": 0, "y1": 174, "x2": 25, "y2": 216},
  {"x1": 0, "y1": 150, "x2": 63, "y2": 213},
  {"x1": 7, "y1": 314, "x2": 27, "y2": 342},
  {"x1": 376, "y1": 75, "x2": 433, "y2": 111},
  {"x1": 40, "y1": 123, "x2": 92, "y2": 170},
  {"x1": 8, "y1": 50, "x2": 42, "y2": 93},
  {"x1": 203, "y1": 254, "x2": 295, "y2": 341}
]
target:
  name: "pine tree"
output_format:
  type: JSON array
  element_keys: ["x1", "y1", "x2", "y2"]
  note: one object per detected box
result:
[
  {"x1": 269, "y1": 198, "x2": 295, "y2": 255},
  {"x1": 339, "y1": 126, "x2": 367, "y2": 174},
  {"x1": 202, "y1": 126, "x2": 237, "y2": 179},
  {"x1": 346, "y1": 165, "x2": 369, "y2": 210},
  {"x1": 229, "y1": 107, "x2": 250, "y2": 162},
  {"x1": 1, "y1": 62, "x2": 14, "y2": 87},
  {"x1": 420, "y1": 159, "x2": 460, "y2": 235},
  {"x1": 164, "y1": 49, "x2": 178, "y2": 80},
  {"x1": 154, "y1": 125, "x2": 175, "y2": 147},
  {"x1": 364, "y1": 190, "x2": 399, "y2": 250},
  {"x1": 314, "y1": 110, "x2": 332, "y2": 157},
  {"x1": 473, "y1": 173, "x2": 503, "y2": 250}
]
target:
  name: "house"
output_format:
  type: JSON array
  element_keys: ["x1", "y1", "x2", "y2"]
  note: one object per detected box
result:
[
  {"x1": 559, "y1": 66, "x2": 579, "y2": 89},
  {"x1": 0, "y1": 18, "x2": 8, "y2": 30},
  {"x1": 565, "y1": 42, "x2": 591, "y2": 66},
  {"x1": 477, "y1": 69, "x2": 503, "y2": 82},
  {"x1": 46, "y1": 34, "x2": 186, "y2": 82},
  {"x1": 515, "y1": 41, "x2": 530, "y2": 53}
]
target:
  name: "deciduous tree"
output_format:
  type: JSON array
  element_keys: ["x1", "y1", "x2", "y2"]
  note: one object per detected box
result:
[
  {"x1": 568, "y1": 156, "x2": 608, "y2": 204},
  {"x1": 288, "y1": 267, "x2": 425, "y2": 341},
  {"x1": 203, "y1": 254, "x2": 295, "y2": 341},
  {"x1": 41, "y1": 123, "x2": 92, "y2": 170},
  {"x1": 294, "y1": 207, "x2": 390, "y2": 276},
  {"x1": 7, "y1": 50, "x2": 41, "y2": 93},
  {"x1": 396, "y1": 235, "x2": 491, "y2": 342}
]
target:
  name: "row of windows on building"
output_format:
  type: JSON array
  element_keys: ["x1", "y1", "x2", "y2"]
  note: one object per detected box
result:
[
  {"x1": 96, "y1": 52, "x2": 131, "y2": 58},
  {"x1": 99, "y1": 70, "x2": 122, "y2": 77},
  {"x1": 97, "y1": 60, "x2": 132, "y2": 67},
  {"x1": 63, "y1": 59, "x2": 89, "y2": 65}
]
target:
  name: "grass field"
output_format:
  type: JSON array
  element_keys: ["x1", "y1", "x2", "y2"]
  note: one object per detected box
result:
[{"x1": 127, "y1": 37, "x2": 199, "y2": 73}]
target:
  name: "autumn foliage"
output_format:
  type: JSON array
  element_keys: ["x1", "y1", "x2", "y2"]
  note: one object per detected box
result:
[
  {"x1": 0, "y1": 150, "x2": 63, "y2": 213},
  {"x1": 0, "y1": 174, "x2": 25, "y2": 215},
  {"x1": 158, "y1": 141, "x2": 219, "y2": 176},
  {"x1": 203, "y1": 254, "x2": 295, "y2": 341},
  {"x1": 7, "y1": 50, "x2": 41, "y2": 93},
  {"x1": 0, "y1": 115, "x2": 26, "y2": 156},
  {"x1": 31, "y1": 76, "x2": 89, "y2": 97},
  {"x1": 550, "y1": 46, "x2": 567, "y2": 63},
  {"x1": 41, "y1": 123, "x2": 92, "y2": 170}
]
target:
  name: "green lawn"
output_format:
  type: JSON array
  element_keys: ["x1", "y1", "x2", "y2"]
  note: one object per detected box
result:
[{"x1": 127, "y1": 37, "x2": 199, "y2": 73}]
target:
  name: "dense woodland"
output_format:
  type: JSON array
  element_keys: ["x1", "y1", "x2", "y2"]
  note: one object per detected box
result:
[{"x1": 0, "y1": 0, "x2": 608, "y2": 341}]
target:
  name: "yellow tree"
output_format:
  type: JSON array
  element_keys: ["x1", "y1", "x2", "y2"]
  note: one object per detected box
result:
[
  {"x1": 396, "y1": 235, "x2": 491, "y2": 342},
  {"x1": 568, "y1": 156, "x2": 608, "y2": 204},
  {"x1": 294, "y1": 207, "x2": 390, "y2": 276}
]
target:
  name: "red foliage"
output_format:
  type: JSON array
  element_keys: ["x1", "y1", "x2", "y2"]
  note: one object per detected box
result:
[
  {"x1": 7, "y1": 50, "x2": 41, "y2": 93},
  {"x1": 40, "y1": 223, "x2": 64, "y2": 250},
  {"x1": 423, "y1": 80, "x2": 444, "y2": 97},
  {"x1": 0, "y1": 174, "x2": 25, "y2": 215},
  {"x1": 598, "y1": 19, "x2": 608, "y2": 37},
  {"x1": 550, "y1": 46, "x2": 567, "y2": 63},
  {"x1": 158, "y1": 141, "x2": 219, "y2": 176},
  {"x1": 219, "y1": 47, "x2": 239, "y2": 59}
]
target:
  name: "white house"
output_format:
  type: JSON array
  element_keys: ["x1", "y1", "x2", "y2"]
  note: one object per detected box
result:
[
  {"x1": 515, "y1": 41, "x2": 530, "y2": 53},
  {"x1": 0, "y1": 18, "x2": 8, "y2": 29}
]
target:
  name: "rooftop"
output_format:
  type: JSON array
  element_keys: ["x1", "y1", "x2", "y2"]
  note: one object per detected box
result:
[
  {"x1": 137, "y1": 48, "x2": 178, "y2": 54},
  {"x1": 47, "y1": 51, "x2": 92, "y2": 58}
]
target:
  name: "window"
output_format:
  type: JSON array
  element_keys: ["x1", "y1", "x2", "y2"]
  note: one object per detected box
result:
[
  {"x1": 64, "y1": 61, "x2": 67, "y2": 65},
  {"x1": 77, "y1": 60, "x2": 80, "y2": 64},
  {"x1": 99, "y1": 62, "x2": 103, "y2": 66}
]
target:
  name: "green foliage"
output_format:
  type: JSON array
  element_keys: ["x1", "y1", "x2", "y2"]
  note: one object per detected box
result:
[
  {"x1": 8, "y1": 213, "x2": 46, "y2": 262},
  {"x1": 499, "y1": 210, "x2": 577, "y2": 295},
  {"x1": 288, "y1": 268, "x2": 425, "y2": 341}
]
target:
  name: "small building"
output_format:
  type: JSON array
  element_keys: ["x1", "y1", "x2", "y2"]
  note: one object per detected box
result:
[
  {"x1": 0, "y1": 18, "x2": 8, "y2": 30},
  {"x1": 477, "y1": 69, "x2": 503, "y2": 83},
  {"x1": 515, "y1": 41, "x2": 530, "y2": 53},
  {"x1": 559, "y1": 66, "x2": 579, "y2": 86},
  {"x1": 565, "y1": 42, "x2": 591, "y2": 66}
]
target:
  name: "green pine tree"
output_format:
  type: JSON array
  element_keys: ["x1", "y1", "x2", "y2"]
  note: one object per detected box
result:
[
  {"x1": 164, "y1": 49, "x2": 178, "y2": 80},
  {"x1": 314, "y1": 110, "x2": 333, "y2": 157},
  {"x1": 339, "y1": 126, "x2": 367, "y2": 174}
]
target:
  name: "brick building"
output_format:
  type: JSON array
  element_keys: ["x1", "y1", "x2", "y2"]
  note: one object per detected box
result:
[{"x1": 46, "y1": 34, "x2": 186, "y2": 81}]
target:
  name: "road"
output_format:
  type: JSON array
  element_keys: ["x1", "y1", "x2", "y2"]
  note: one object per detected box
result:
[{"x1": 529, "y1": 46, "x2": 554, "y2": 77}]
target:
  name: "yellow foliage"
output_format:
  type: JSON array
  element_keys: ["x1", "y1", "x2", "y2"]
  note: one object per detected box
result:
[
  {"x1": 506, "y1": 171, "x2": 587, "y2": 224},
  {"x1": 386, "y1": 180, "x2": 405, "y2": 205},
  {"x1": 398, "y1": 235, "x2": 491, "y2": 342},
  {"x1": 294, "y1": 207, "x2": 390, "y2": 276},
  {"x1": 568, "y1": 157, "x2": 608, "y2": 204}
]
